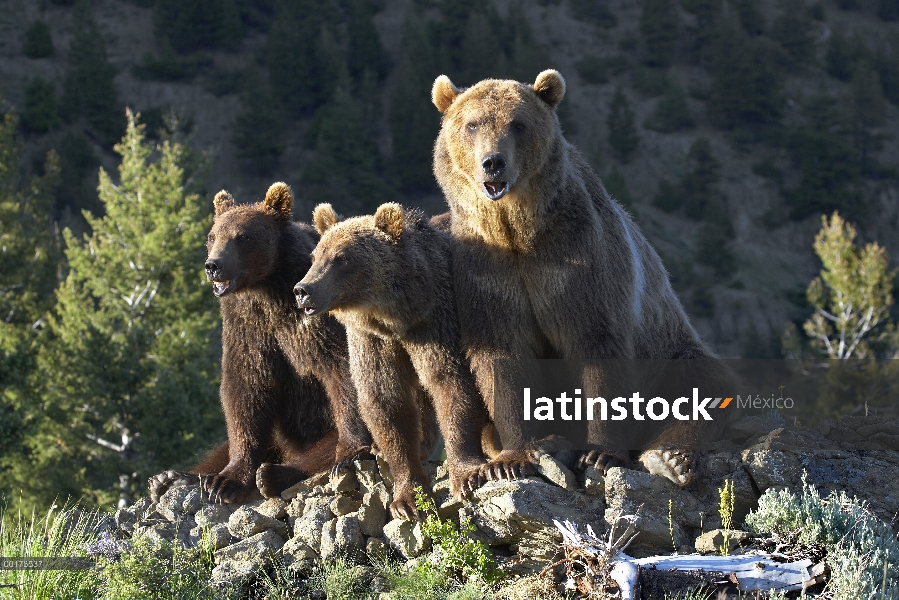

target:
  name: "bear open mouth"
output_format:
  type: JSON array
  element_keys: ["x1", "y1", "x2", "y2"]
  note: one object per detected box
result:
[
  {"x1": 303, "y1": 306, "x2": 318, "y2": 315},
  {"x1": 481, "y1": 181, "x2": 509, "y2": 201},
  {"x1": 212, "y1": 280, "x2": 232, "y2": 296}
]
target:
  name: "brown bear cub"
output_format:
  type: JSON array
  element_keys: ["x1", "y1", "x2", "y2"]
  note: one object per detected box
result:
[
  {"x1": 149, "y1": 183, "x2": 371, "y2": 504},
  {"x1": 431, "y1": 71, "x2": 734, "y2": 488},
  {"x1": 294, "y1": 203, "x2": 491, "y2": 519}
]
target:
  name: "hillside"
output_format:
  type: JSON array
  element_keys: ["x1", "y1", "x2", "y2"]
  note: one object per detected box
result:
[{"x1": 2, "y1": 0, "x2": 898, "y2": 358}]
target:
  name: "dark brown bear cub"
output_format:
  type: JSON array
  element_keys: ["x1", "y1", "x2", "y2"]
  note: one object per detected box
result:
[
  {"x1": 151, "y1": 183, "x2": 371, "y2": 504},
  {"x1": 295, "y1": 203, "x2": 490, "y2": 519}
]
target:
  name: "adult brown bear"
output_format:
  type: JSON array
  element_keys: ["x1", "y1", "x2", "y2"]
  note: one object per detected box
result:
[
  {"x1": 295, "y1": 203, "x2": 488, "y2": 519},
  {"x1": 431, "y1": 71, "x2": 734, "y2": 487},
  {"x1": 149, "y1": 183, "x2": 371, "y2": 503}
]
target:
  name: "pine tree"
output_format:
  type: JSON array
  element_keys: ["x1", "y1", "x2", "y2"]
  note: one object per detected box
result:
[
  {"x1": 22, "y1": 76, "x2": 60, "y2": 133},
  {"x1": 639, "y1": 0, "x2": 679, "y2": 67},
  {"x1": 848, "y1": 61, "x2": 887, "y2": 168},
  {"x1": 770, "y1": 0, "x2": 816, "y2": 71},
  {"x1": 607, "y1": 87, "x2": 639, "y2": 163},
  {"x1": 0, "y1": 109, "x2": 61, "y2": 506},
  {"x1": 302, "y1": 85, "x2": 391, "y2": 216},
  {"x1": 389, "y1": 9, "x2": 441, "y2": 195},
  {"x1": 232, "y1": 73, "x2": 286, "y2": 176},
  {"x1": 804, "y1": 212, "x2": 895, "y2": 359},
  {"x1": 17, "y1": 112, "x2": 222, "y2": 510},
  {"x1": 645, "y1": 77, "x2": 694, "y2": 132},
  {"x1": 61, "y1": 0, "x2": 123, "y2": 147},
  {"x1": 23, "y1": 20, "x2": 54, "y2": 58}
]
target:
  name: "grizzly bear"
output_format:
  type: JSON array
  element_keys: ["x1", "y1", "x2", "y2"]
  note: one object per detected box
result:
[
  {"x1": 294, "y1": 203, "x2": 490, "y2": 519},
  {"x1": 150, "y1": 183, "x2": 371, "y2": 504},
  {"x1": 431, "y1": 71, "x2": 734, "y2": 487}
]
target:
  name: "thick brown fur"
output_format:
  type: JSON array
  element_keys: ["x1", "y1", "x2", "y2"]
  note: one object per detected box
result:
[
  {"x1": 186, "y1": 183, "x2": 371, "y2": 503},
  {"x1": 431, "y1": 71, "x2": 735, "y2": 487},
  {"x1": 295, "y1": 204, "x2": 489, "y2": 519}
]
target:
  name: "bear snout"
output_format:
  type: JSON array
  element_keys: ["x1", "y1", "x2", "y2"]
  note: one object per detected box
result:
[
  {"x1": 294, "y1": 283, "x2": 318, "y2": 314},
  {"x1": 481, "y1": 152, "x2": 507, "y2": 178},
  {"x1": 205, "y1": 259, "x2": 221, "y2": 279}
]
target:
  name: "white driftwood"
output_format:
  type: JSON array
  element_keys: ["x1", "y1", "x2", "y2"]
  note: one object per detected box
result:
[{"x1": 552, "y1": 520, "x2": 815, "y2": 600}]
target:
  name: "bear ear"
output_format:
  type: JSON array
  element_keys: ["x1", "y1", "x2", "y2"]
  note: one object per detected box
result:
[
  {"x1": 313, "y1": 203, "x2": 339, "y2": 236},
  {"x1": 374, "y1": 203, "x2": 405, "y2": 239},
  {"x1": 263, "y1": 182, "x2": 293, "y2": 218},
  {"x1": 533, "y1": 70, "x2": 566, "y2": 108},
  {"x1": 432, "y1": 75, "x2": 462, "y2": 113},
  {"x1": 213, "y1": 190, "x2": 236, "y2": 216}
]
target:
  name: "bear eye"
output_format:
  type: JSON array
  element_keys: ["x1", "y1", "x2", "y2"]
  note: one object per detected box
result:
[
  {"x1": 466, "y1": 122, "x2": 478, "y2": 132},
  {"x1": 237, "y1": 233, "x2": 250, "y2": 242},
  {"x1": 513, "y1": 121, "x2": 526, "y2": 132},
  {"x1": 207, "y1": 233, "x2": 215, "y2": 243}
]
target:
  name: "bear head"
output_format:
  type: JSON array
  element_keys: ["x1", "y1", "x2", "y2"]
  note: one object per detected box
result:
[
  {"x1": 204, "y1": 182, "x2": 294, "y2": 296},
  {"x1": 431, "y1": 70, "x2": 566, "y2": 203},
  {"x1": 294, "y1": 203, "x2": 407, "y2": 316}
]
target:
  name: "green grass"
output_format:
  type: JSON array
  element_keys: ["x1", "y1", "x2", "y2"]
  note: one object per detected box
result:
[{"x1": 0, "y1": 503, "x2": 103, "y2": 599}]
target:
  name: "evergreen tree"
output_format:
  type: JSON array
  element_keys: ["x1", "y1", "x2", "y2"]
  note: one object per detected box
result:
[
  {"x1": 18, "y1": 112, "x2": 222, "y2": 510},
  {"x1": 568, "y1": 0, "x2": 617, "y2": 28},
  {"x1": 804, "y1": 212, "x2": 894, "y2": 359},
  {"x1": 23, "y1": 20, "x2": 54, "y2": 58},
  {"x1": 874, "y1": 33, "x2": 899, "y2": 105},
  {"x1": 848, "y1": 61, "x2": 887, "y2": 169},
  {"x1": 645, "y1": 77, "x2": 694, "y2": 132},
  {"x1": 389, "y1": 9, "x2": 441, "y2": 194},
  {"x1": 825, "y1": 31, "x2": 871, "y2": 82},
  {"x1": 458, "y1": 3, "x2": 506, "y2": 85},
  {"x1": 770, "y1": 0, "x2": 816, "y2": 71},
  {"x1": 708, "y1": 16, "x2": 784, "y2": 132},
  {"x1": 22, "y1": 77, "x2": 60, "y2": 133},
  {"x1": 0, "y1": 109, "x2": 61, "y2": 506},
  {"x1": 232, "y1": 74, "x2": 286, "y2": 176},
  {"x1": 783, "y1": 91, "x2": 861, "y2": 220},
  {"x1": 639, "y1": 0, "x2": 679, "y2": 67},
  {"x1": 732, "y1": 0, "x2": 765, "y2": 36},
  {"x1": 505, "y1": 3, "x2": 552, "y2": 82},
  {"x1": 878, "y1": 0, "x2": 899, "y2": 21},
  {"x1": 154, "y1": 0, "x2": 243, "y2": 54},
  {"x1": 61, "y1": 0, "x2": 123, "y2": 147},
  {"x1": 346, "y1": 0, "x2": 389, "y2": 84},
  {"x1": 302, "y1": 85, "x2": 391, "y2": 216},
  {"x1": 607, "y1": 87, "x2": 639, "y2": 163},
  {"x1": 604, "y1": 164, "x2": 637, "y2": 217},
  {"x1": 266, "y1": 0, "x2": 340, "y2": 116},
  {"x1": 681, "y1": 0, "x2": 721, "y2": 65}
]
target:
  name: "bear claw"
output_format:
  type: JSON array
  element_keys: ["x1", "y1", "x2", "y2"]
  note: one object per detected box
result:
[
  {"x1": 148, "y1": 470, "x2": 199, "y2": 503},
  {"x1": 576, "y1": 449, "x2": 629, "y2": 473},
  {"x1": 640, "y1": 448, "x2": 696, "y2": 487}
]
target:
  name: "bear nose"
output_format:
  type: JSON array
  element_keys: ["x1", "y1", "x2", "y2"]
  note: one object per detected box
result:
[
  {"x1": 294, "y1": 283, "x2": 310, "y2": 304},
  {"x1": 205, "y1": 260, "x2": 219, "y2": 276},
  {"x1": 481, "y1": 153, "x2": 506, "y2": 177}
]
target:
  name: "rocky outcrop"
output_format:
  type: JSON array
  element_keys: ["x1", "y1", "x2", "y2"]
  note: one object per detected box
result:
[{"x1": 114, "y1": 415, "x2": 897, "y2": 590}]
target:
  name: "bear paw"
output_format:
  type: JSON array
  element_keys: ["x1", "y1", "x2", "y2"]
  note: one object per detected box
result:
[
  {"x1": 330, "y1": 446, "x2": 374, "y2": 478},
  {"x1": 203, "y1": 470, "x2": 256, "y2": 504},
  {"x1": 640, "y1": 448, "x2": 696, "y2": 487},
  {"x1": 256, "y1": 463, "x2": 305, "y2": 499},
  {"x1": 576, "y1": 449, "x2": 629, "y2": 473},
  {"x1": 388, "y1": 485, "x2": 421, "y2": 521},
  {"x1": 147, "y1": 470, "x2": 199, "y2": 503},
  {"x1": 462, "y1": 451, "x2": 534, "y2": 495}
]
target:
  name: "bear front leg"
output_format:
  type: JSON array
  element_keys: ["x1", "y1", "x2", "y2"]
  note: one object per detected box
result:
[
  {"x1": 406, "y1": 338, "x2": 490, "y2": 500},
  {"x1": 348, "y1": 332, "x2": 431, "y2": 520},
  {"x1": 257, "y1": 429, "x2": 342, "y2": 498},
  {"x1": 578, "y1": 361, "x2": 632, "y2": 473}
]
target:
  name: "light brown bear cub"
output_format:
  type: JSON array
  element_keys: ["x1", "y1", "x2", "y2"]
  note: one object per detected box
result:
[
  {"x1": 432, "y1": 70, "x2": 733, "y2": 487},
  {"x1": 294, "y1": 203, "x2": 490, "y2": 519}
]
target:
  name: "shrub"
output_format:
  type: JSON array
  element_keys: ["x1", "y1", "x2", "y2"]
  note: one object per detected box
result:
[{"x1": 745, "y1": 478, "x2": 899, "y2": 600}]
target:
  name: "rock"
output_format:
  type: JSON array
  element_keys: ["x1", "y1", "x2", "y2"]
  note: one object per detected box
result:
[
  {"x1": 227, "y1": 505, "x2": 288, "y2": 540},
  {"x1": 138, "y1": 522, "x2": 177, "y2": 544},
  {"x1": 282, "y1": 535, "x2": 317, "y2": 561},
  {"x1": 182, "y1": 488, "x2": 203, "y2": 514},
  {"x1": 285, "y1": 496, "x2": 306, "y2": 523},
  {"x1": 469, "y1": 478, "x2": 603, "y2": 556},
  {"x1": 358, "y1": 484, "x2": 389, "y2": 537},
  {"x1": 694, "y1": 529, "x2": 751, "y2": 554},
  {"x1": 114, "y1": 508, "x2": 136, "y2": 534},
  {"x1": 214, "y1": 529, "x2": 285, "y2": 565},
  {"x1": 604, "y1": 467, "x2": 699, "y2": 556},
  {"x1": 383, "y1": 518, "x2": 429, "y2": 559},
  {"x1": 189, "y1": 523, "x2": 233, "y2": 550},
  {"x1": 195, "y1": 504, "x2": 233, "y2": 528},
  {"x1": 583, "y1": 466, "x2": 605, "y2": 496},
  {"x1": 330, "y1": 492, "x2": 363, "y2": 516},
  {"x1": 281, "y1": 471, "x2": 329, "y2": 501},
  {"x1": 535, "y1": 454, "x2": 576, "y2": 491},
  {"x1": 741, "y1": 424, "x2": 899, "y2": 526},
  {"x1": 129, "y1": 496, "x2": 153, "y2": 517},
  {"x1": 320, "y1": 515, "x2": 364, "y2": 560},
  {"x1": 330, "y1": 468, "x2": 359, "y2": 493},
  {"x1": 254, "y1": 497, "x2": 288, "y2": 520},
  {"x1": 210, "y1": 559, "x2": 260, "y2": 594},
  {"x1": 365, "y1": 537, "x2": 387, "y2": 560},
  {"x1": 354, "y1": 459, "x2": 381, "y2": 493},
  {"x1": 293, "y1": 498, "x2": 334, "y2": 551},
  {"x1": 375, "y1": 453, "x2": 393, "y2": 487},
  {"x1": 157, "y1": 485, "x2": 192, "y2": 522}
]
